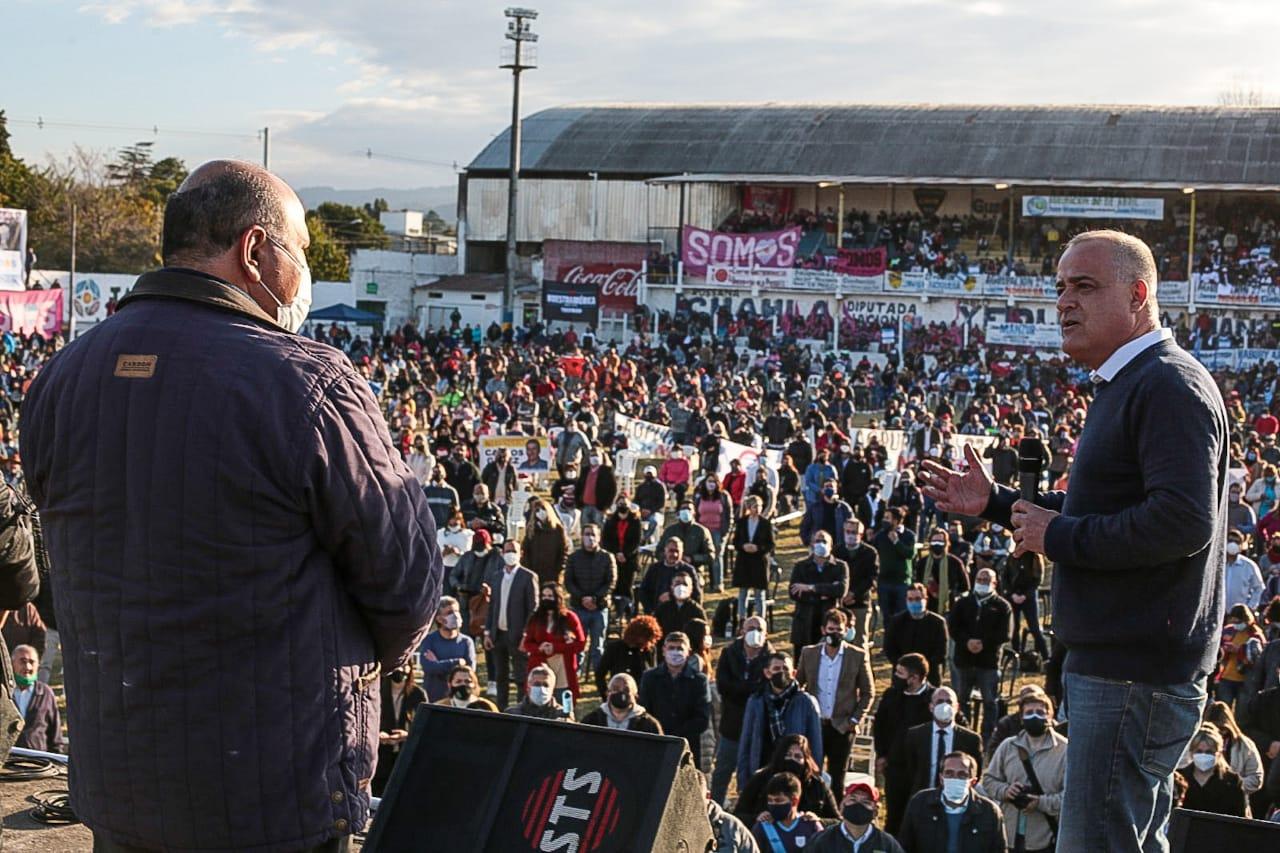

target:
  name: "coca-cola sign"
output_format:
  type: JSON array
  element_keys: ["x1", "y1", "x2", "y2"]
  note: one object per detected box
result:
[{"x1": 560, "y1": 263, "x2": 640, "y2": 311}]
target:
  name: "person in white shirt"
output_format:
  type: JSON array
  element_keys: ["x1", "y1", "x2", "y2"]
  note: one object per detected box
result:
[
  {"x1": 1224, "y1": 528, "x2": 1264, "y2": 610},
  {"x1": 406, "y1": 436, "x2": 433, "y2": 486},
  {"x1": 437, "y1": 509, "x2": 474, "y2": 581}
]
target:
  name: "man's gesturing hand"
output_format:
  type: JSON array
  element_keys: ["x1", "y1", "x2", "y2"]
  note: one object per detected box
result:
[
  {"x1": 920, "y1": 444, "x2": 993, "y2": 517},
  {"x1": 1011, "y1": 500, "x2": 1058, "y2": 558}
]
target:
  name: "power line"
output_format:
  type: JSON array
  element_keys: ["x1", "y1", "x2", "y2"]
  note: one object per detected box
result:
[
  {"x1": 356, "y1": 149, "x2": 461, "y2": 171},
  {"x1": 9, "y1": 116, "x2": 259, "y2": 141}
]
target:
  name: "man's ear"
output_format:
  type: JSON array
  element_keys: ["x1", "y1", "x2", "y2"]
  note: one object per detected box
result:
[{"x1": 238, "y1": 225, "x2": 269, "y2": 284}]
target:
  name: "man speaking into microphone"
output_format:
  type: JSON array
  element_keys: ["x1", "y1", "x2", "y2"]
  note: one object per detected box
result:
[{"x1": 923, "y1": 230, "x2": 1227, "y2": 852}]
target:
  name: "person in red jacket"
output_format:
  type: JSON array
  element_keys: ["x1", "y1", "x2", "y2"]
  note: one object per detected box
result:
[{"x1": 521, "y1": 581, "x2": 587, "y2": 701}]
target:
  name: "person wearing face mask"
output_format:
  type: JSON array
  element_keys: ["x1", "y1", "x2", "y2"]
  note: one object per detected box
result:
[
  {"x1": 897, "y1": 752, "x2": 1005, "y2": 853},
  {"x1": 480, "y1": 446, "x2": 517, "y2": 510},
  {"x1": 732, "y1": 496, "x2": 776, "y2": 627},
  {"x1": 601, "y1": 498, "x2": 643, "y2": 613},
  {"x1": 417, "y1": 596, "x2": 477, "y2": 702},
  {"x1": 789, "y1": 531, "x2": 849, "y2": 660},
  {"x1": 574, "y1": 447, "x2": 618, "y2": 529},
  {"x1": 711, "y1": 615, "x2": 775, "y2": 805},
  {"x1": 873, "y1": 507, "x2": 917, "y2": 620},
  {"x1": 1227, "y1": 483, "x2": 1258, "y2": 537},
  {"x1": 891, "y1": 687, "x2": 984, "y2": 835},
  {"x1": 659, "y1": 446, "x2": 693, "y2": 506},
  {"x1": 883, "y1": 584, "x2": 949, "y2": 687},
  {"x1": 638, "y1": 632, "x2": 712, "y2": 768},
  {"x1": 654, "y1": 569, "x2": 709, "y2": 643},
  {"x1": 734, "y1": 735, "x2": 841, "y2": 826},
  {"x1": 947, "y1": 569, "x2": 1012, "y2": 742},
  {"x1": 873, "y1": 654, "x2": 936, "y2": 789},
  {"x1": 799, "y1": 476, "x2": 853, "y2": 549},
  {"x1": 1224, "y1": 528, "x2": 1265, "y2": 612},
  {"x1": 422, "y1": 466, "x2": 461, "y2": 529},
  {"x1": 1178, "y1": 723, "x2": 1249, "y2": 817},
  {"x1": 835, "y1": 519, "x2": 879, "y2": 648},
  {"x1": 919, "y1": 529, "x2": 971, "y2": 616},
  {"x1": 520, "y1": 582, "x2": 587, "y2": 703},
  {"x1": 738, "y1": 653, "x2": 823, "y2": 790},
  {"x1": 436, "y1": 508, "x2": 474, "y2": 588},
  {"x1": 504, "y1": 664, "x2": 574, "y2": 721},
  {"x1": 463, "y1": 483, "x2": 504, "y2": 537},
  {"x1": 581, "y1": 673, "x2": 663, "y2": 734},
  {"x1": 564, "y1": 523, "x2": 617, "y2": 676},
  {"x1": 520, "y1": 497, "x2": 571, "y2": 585},
  {"x1": 483, "y1": 541, "x2": 538, "y2": 710},
  {"x1": 371, "y1": 664, "x2": 427, "y2": 796},
  {"x1": 1218, "y1": 603, "x2": 1266, "y2": 710},
  {"x1": 659, "y1": 501, "x2": 715, "y2": 586},
  {"x1": 406, "y1": 435, "x2": 433, "y2": 486},
  {"x1": 1248, "y1": 463, "x2": 1280, "y2": 520},
  {"x1": 693, "y1": 474, "x2": 733, "y2": 593},
  {"x1": 20, "y1": 161, "x2": 449, "y2": 851},
  {"x1": 977, "y1": 690, "x2": 1066, "y2": 853},
  {"x1": 451, "y1": 528, "x2": 500, "y2": 635},
  {"x1": 635, "y1": 465, "x2": 668, "y2": 520},
  {"x1": 444, "y1": 444, "x2": 482, "y2": 502},
  {"x1": 434, "y1": 662, "x2": 498, "y2": 712},
  {"x1": 796, "y1": 609, "x2": 874, "y2": 796},
  {"x1": 808, "y1": 782, "x2": 905, "y2": 853},
  {"x1": 750, "y1": 772, "x2": 824, "y2": 852},
  {"x1": 639, "y1": 538, "x2": 704, "y2": 614},
  {"x1": 553, "y1": 420, "x2": 591, "y2": 478}
]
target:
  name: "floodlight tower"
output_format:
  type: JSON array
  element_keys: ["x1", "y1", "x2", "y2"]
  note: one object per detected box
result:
[{"x1": 501, "y1": 8, "x2": 538, "y2": 325}]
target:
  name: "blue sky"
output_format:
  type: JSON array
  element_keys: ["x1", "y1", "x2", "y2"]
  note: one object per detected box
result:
[{"x1": 6, "y1": 0, "x2": 1279, "y2": 190}]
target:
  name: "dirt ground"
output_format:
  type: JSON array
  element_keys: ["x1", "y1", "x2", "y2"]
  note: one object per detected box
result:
[{"x1": 0, "y1": 777, "x2": 91, "y2": 852}]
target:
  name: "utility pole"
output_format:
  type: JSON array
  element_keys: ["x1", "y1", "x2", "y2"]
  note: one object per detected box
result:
[
  {"x1": 262, "y1": 127, "x2": 270, "y2": 169},
  {"x1": 500, "y1": 7, "x2": 538, "y2": 326},
  {"x1": 68, "y1": 203, "x2": 77, "y2": 339}
]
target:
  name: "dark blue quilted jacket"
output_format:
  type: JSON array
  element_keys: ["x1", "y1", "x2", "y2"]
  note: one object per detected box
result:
[{"x1": 20, "y1": 269, "x2": 442, "y2": 852}]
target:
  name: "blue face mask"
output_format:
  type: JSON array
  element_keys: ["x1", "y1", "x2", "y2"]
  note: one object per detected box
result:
[{"x1": 907, "y1": 600, "x2": 925, "y2": 616}]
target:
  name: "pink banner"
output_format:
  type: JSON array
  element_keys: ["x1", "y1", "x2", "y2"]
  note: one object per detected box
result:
[
  {"x1": 830, "y1": 246, "x2": 887, "y2": 276},
  {"x1": 0, "y1": 289, "x2": 63, "y2": 337},
  {"x1": 681, "y1": 225, "x2": 802, "y2": 277}
]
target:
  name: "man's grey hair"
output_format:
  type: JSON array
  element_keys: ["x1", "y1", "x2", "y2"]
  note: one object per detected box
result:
[
  {"x1": 162, "y1": 162, "x2": 289, "y2": 264},
  {"x1": 1062, "y1": 229, "x2": 1159, "y2": 294},
  {"x1": 11, "y1": 644, "x2": 37, "y2": 660},
  {"x1": 528, "y1": 664, "x2": 556, "y2": 687}
]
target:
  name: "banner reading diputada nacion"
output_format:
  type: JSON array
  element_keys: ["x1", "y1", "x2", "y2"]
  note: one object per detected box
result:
[
  {"x1": 0, "y1": 209, "x2": 28, "y2": 291},
  {"x1": 478, "y1": 435, "x2": 553, "y2": 472},
  {"x1": 1021, "y1": 195, "x2": 1165, "y2": 221}
]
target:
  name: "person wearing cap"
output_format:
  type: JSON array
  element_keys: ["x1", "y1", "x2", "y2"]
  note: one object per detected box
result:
[
  {"x1": 452, "y1": 528, "x2": 500, "y2": 639},
  {"x1": 635, "y1": 464, "x2": 668, "y2": 518},
  {"x1": 808, "y1": 782, "x2": 905, "y2": 853}
]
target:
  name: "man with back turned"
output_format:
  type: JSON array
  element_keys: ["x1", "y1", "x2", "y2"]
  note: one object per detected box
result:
[
  {"x1": 922, "y1": 230, "x2": 1227, "y2": 852},
  {"x1": 20, "y1": 160, "x2": 443, "y2": 852}
]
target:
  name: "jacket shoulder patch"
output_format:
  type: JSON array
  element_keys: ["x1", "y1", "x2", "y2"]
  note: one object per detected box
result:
[{"x1": 114, "y1": 354, "x2": 157, "y2": 378}]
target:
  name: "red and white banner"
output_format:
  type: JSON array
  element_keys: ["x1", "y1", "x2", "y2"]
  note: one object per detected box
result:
[
  {"x1": 742, "y1": 186, "x2": 794, "y2": 219},
  {"x1": 681, "y1": 225, "x2": 802, "y2": 277},
  {"x1": 830, "y1": 246, "x2": 887, "y2": 277},
  {"x1": 542, "y1": 240, "x2": 647, "y2": 314},
  {"x1": 0, "y1": 289, "x2": 63, "y2": 336}
]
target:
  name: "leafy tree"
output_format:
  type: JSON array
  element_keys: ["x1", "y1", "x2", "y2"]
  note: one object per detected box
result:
[
  {"x1": 304, "y1": 213, "x2": 349, "y2": 282},
  {"x1": 145, "y1": 157, "x2": 188, "y2": 206},
  {"x1": 363, "y1": 197, "x2": 389, "y2": 219},
  {"x1": 0, "y1": 111, "x2": 42, "y2": 211},
  {"x1": 106, "y1": 141, "x2": 155, "y2": 186},
  {"x1": 313, "y1": 202, "x2": 389, "y2": 250}
]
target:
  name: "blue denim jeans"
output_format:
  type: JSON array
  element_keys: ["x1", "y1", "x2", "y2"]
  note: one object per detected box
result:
[
  {"x1": 1214, "y1": 678, "x2": 1246, "y2": 710},
  {"x1": 737, "y1": 586, "x2": 767, "y2": 623},
  {"x1": 951, "y1": 666, "x2": 1000, "y2": 741},
  {"x1": 1012, "y1": 593, "x2": 1050, "y2": 658},
  {"x1": 573, "y1": 606, "x2": 608, "y2": 674},
  {"x1": 878, "y1": 582, "x2": 908, "y2": 621},
  {"x1": 1057, "y1": 673, "x2": 1206, "y2": 853},
  {"x1": 709, "y1": 530, "x2": 725, "y2": 590},
  {"x1": 710, "y1": 735, "x2": 739, "y2": 806}
]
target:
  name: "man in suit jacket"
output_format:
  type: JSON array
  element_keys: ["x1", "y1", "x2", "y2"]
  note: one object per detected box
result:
[
  {"x1": 483, "y1": 540, "x2": 538, "y2": 709},
  {"x1": 855, "y1": 483, "x2": 885, "y2": 530},
  {"x1": 796, "y1": 609, "x2": 874, "y2": 795},
  {"x1": 889, "y1": 686, "x2": 982, "y2": 834}
]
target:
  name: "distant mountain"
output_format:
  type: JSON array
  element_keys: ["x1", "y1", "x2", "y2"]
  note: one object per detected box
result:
[{"x1": 296, "y1": 185, "x2": 458, "y2": 223}]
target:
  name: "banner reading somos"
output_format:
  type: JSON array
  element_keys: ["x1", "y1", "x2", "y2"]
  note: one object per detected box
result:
[
  {"x1": 0, "y1": 289, "x2": 63, "y2": 336},
  {"x1": 681, "y1": 225, "x2": 802, "y2": 277}
]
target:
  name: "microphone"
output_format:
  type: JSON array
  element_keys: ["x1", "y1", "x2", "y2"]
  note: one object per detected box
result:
[{"x1": 1017, "y1": 437, "x2": 1043, "y2": 505}]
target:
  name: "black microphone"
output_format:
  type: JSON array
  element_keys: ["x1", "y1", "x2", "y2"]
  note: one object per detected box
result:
[{"x1": 1017, "y1": 437, "x2": 1043, "y2": 505}]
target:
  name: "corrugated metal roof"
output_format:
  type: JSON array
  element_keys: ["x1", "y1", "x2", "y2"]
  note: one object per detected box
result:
[{"x1": 467, "y1": 104, "x2": 1280, "y2": 189}]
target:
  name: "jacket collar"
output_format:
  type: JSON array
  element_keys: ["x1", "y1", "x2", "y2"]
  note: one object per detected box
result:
[{"x1": 118, "y1": 267, "x2": 280, "y2": 328}]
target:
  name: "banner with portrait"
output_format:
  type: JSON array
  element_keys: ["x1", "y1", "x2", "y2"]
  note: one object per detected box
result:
[
  {"x1": 0, "y1": 209, "x2": 27, "y2": 291},
  {"x1": 478, "y1": 435, "x2": 552, "y2": 472}
]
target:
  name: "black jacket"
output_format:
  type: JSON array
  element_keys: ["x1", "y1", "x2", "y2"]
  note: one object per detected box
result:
[
  {"x1": 839, "y1": 460, "x2": 874, "y2": 505},
  {"x1": 789, "y1": 557, "x2": 849, "y2": 650},
  {"x1": 715, "y1": 638, "x2": 773, "y2": 741},
  {"x1": 809, "y1": 824, "x2": 905, "y2": 853},
  {"x1": 563, "y1": 549, "x2": 617, "y2": 609},
  {"x1": 948, "y1": 592, "x2": 1013, "y2": 670},
  {"x1": 654, "y1": 598, "x2": 708, "y2": 642},
  {"x1": 580, "y1": 705, "x2": 664, "y2": 735},
  {"x1": 639, "y1": 559, "x2": 702, "y2": 614},
  {"x1": 894, "y1": 721, "x2": 983, "y2": 795},
  {"x1": 837, "y1": 541, "x2": 879, "y2": 608},
  {"x1": 1178, "y1": 766, "x2": 1248, "y2": 817},
  {"x1": 731, "y1": 515, "x2": 775, "y2": 590},
  {"x1": 595, "y1": 639, "x2": 657, "y2": 696},
  {"x1": 872, "y1": 685, "x2": 934, "y2": 758},
  {"x1": 883, "y1": 611, "x2": 949, "y2": 685},
  {"x1": 601, "y1": 511, "x2": 642, "y2": 595},
  {"x1": 733, "y1": 767, "x2": 840, "y2": 824},
  {"x1": 480, "y1": 461, "x2": 516, "y2": 502},
  {"x1": 638, "y1": 663, "x2": 711, "y2": 765},
  {"x1": 916, "y1": 552, "x2": 970, "y2": 611},
  {"x1": 896, "y1": 788, "x2": 1006, "y2": 853},
  {"x1": 634, "y1": 477, "x2": 668, "y2": 513},
  {"x1": 575, "y1": 465, "x2": 619, "y2": 511}
]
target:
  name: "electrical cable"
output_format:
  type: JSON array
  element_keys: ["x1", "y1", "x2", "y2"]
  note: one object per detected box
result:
[
  {"x1": 0, "y1": 756, "x2": 62, "y2": 782},
  {"x1": 28, "y1": 788, "x2": 77, "y2": 825}
]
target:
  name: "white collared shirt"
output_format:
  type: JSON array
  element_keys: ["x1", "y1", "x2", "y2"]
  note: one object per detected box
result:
[
  {"x1": 840, "y1": 821, "x2": 873, "y2": 850},
  {"x1": 498, "y1": 566, "x2": 517, "y2": 631},
  {"x1": 14, "y1": 685, "x2": 33, "y2": 719},
  {"x1": 1089, "y1": 327, "x2": 1173, "y2": 384},
  {"x1": 928, "y1": 724, "x2": 955, "y2": 788},
  {"x1": 817, "y1": 643, "x2": 844, "y2": 720}
]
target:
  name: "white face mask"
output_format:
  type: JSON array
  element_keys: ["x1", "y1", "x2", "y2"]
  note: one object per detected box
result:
[
  {"x1": 1226, "y1": 542, "x2": 1241, "y2": 556},
  {"x1": 672, "y1": 584, "x2": 691, "y2": 601},
  {"x1": 503, "y1": 552, "x2": 519, "y2": 567},
  {"x1": 529, "y1": 685, "x2": 553, "y2": 706},
  {"x1": 443, "y1": 613, "x2": 461, "y2": 630},
  {"x1": 941, "y1": 778, "x2": 970, "y2": 803},
  {"x1": 933, "y1": 702, "x2": 955, "y2": 724},
  {"x1": 536, "y1": 509, "x2": 548, "y2": 522},
  {"x1": 582, "y1": 535, "x2": 597, "y2": 549},
  {"x1": 745, "y1": 629, "x2": 765, "y2": 648},
  {"x1": 260, "y1": 237, "x2": 312, "y2": 334},
  {"x1": 974, "y1": 583, "x2": 992, "y2": 597},
  {"x1": 813, "y1": 542, "x2": 829, "y2": 558},
  {"x1": 678, "y1": 509, "x2": 692, "y2": 523},
  {"x1": 590, "y1": 456, "x2": 601, "y2": 466},
  {"x1": 1192, "y1": 753, "x2": 1217, "y2": 772}
]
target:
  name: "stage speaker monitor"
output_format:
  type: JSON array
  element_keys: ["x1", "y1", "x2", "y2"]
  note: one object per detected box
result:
[
  {"x1": 1169, "y1": 807, "x2": 1280, "y2": 850},
  {"x1": 364, "y1": 705, "x2": 714, "y2": 853}
]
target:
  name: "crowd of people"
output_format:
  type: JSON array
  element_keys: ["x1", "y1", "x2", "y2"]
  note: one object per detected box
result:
[{"x1": 9, "y1": 248, "x2": 1280, "y2": 849}]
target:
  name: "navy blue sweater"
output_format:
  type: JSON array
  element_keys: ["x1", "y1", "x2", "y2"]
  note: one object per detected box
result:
[{"x1": 984, "y1": 340, "x2": 1227, "y2": 684}]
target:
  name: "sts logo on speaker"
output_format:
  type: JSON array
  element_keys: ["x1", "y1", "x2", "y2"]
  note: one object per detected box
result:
[{"x1": 521, "y1": 768, "x2": 620, "y2": 853}]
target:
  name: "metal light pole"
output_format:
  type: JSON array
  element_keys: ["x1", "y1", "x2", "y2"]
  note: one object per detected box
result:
[
  {"x1": 1184, "y1": 187, "x2": 1197, "y2": 313},
  {"x1": 500, "y1": 7, "x2": 538, "y2": 326},
  {"x1": 262, "y1": 127, "x2": 270, "y2": 169}
]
